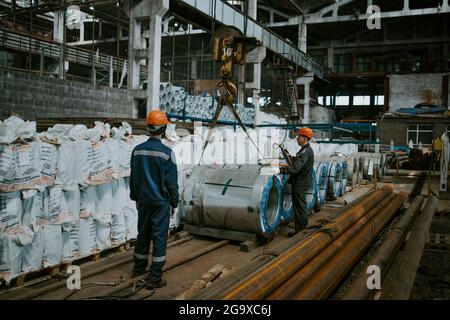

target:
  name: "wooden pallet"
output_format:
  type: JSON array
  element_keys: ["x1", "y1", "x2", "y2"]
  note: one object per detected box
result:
[
  {"x1": 2, "y1": 240, "x2": 135, "y2": 290},
  {"x1": 425, "y1": 233, "x2": 450, "y2": 251}
]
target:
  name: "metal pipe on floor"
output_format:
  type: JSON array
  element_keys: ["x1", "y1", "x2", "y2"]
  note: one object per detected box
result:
[
  {"x1": 293, "y1": 191, "x2": 408, "y2": 300},
  {"x1": 380, "y1": 195, "x2": 438, "y2": 300},
  {"x1": 342, "y1": 195, "x2": 424, "y2": 300},
  {"x1": 267, "y1": 192, "x2": 398, "y2": 300},
  {"x1": 221, "y1": 185, "x2": 394, "y2": 300},
  {"x1": 192, "y1": 186, "x2": 380, "y2": 300}
]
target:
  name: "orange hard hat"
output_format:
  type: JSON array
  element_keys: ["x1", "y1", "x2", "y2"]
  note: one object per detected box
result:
[
  {"x1": 145, "y1": 109, "x2": 170, "y2": 125},
  {"x1": 298, "y1": 127, "x2": 313, "y2": 140}
]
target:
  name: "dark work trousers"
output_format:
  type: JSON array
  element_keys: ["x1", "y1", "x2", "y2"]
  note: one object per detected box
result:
[
  {"x1": 133, "y1": 202, "x2": 170, "y2": 282},
  {"x1": 292, "y1": 186, "x2": 308, "y2": 232}
]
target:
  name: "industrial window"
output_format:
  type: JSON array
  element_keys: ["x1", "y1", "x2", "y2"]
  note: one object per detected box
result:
[
  {"x1": 353, "y1": 96, "x2": 371, "y2": 106},
  {"x1": 357, "y1": 56, "x2": 371, "y2": 73},
  {"x1": 318, "y1": 96, "x2": 324, "y2": 105},
  {"x1": 407, "y1": 124, "x2": 434, "y2": 147},
  {"x1": 336, "y1": 96, "x2": 349, "y2": 106},
  {"x1": 334, "y1": 54, "x2": 352, "y2": 73},
  {"x1": 375, "y1": 95, "x2": 384, "y2": 105},
  {"x1": 0, "y1": 51, "x2": 13, "y2": 67}
]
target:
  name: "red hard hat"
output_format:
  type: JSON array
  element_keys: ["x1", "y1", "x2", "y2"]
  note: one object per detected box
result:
[
  {"x1": 298, "y1": 127, "x2": 313, "y2": 140},
  {"x1": 146, "y1": 109, "x2": 170, "y2": 125}
]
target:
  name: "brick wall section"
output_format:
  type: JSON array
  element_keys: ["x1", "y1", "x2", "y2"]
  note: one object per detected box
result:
[
  {"x1": 0, "y1": 69, "x2": 134, "y2": 120},
  {"x1": 377, "y1": 116, "x2": 450, "y2": 145}
]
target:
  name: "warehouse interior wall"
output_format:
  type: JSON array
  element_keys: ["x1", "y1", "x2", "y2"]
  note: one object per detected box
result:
[
  {"x1": 0, "y1": 69, "x2": 134, "y2": 120},
  {"x1": 388, "y1": 73, "x2": 450, "y2": 112}
]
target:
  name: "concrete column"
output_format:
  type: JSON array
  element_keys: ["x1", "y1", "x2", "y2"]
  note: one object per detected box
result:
[
  {"x1": 298, "y1": 23, "x2": 307, "y2": 53},
  {"x1": 79, "y1": 21, "x2": 85, "y2": 42},
  {"x1": 246, "y1": 46, "x2": 266, "y2": 126},
  {"x1": 127, "y1": 0, "x2": 168, "y2": 116},
  {"x1": 248, "y1": 0, "x2": 257, "y2": 19},
  {"x1": 53, "y1": 10, "x2": 64, "y2": 42},
  {"x1": 253, "y1": 63, "x2": 262, "y2": 126},
  {"x1": 403, "y1": 0, "x2": 409, "y2": 11},
  {"x1": 327, "y1": 47, "x2": 334, "y2": 72},
  {"x1": 191, "y1": 56, "x2": 198, "y2": 80},
  {"x1": 237, "y1": 0, "x2": 257, "y2": 106},
  {"x1": 147, "y1": 9, "x2": 167, "y2": 111},
  {"x1": 128, "y1": 9, "x2": 142, "y2": 91},
  {"x1": 237, "y1": 65, "x2": 245, "y2": 105},
  {"x1": 303, "y1": 82, "x2": 310, "y2": 124},
  {"x1": 296, "y1": 72, "x2": 314, "y2": 124}
]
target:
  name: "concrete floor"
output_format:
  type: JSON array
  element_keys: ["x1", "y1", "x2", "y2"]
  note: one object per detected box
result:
[{"x1": 1, "y1": 175, "x2": 448, "y2": 300}]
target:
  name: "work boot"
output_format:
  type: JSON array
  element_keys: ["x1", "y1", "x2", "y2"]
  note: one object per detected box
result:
[
  {"x1": 132, "y1": 269, "x2": 147, "y2": 278},
  {"x1": 146, "y1": 277, "x2": 167, "y2": 290}
]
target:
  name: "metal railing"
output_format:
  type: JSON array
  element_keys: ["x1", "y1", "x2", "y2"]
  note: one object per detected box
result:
[{"x1": 0, "y1": 28, "x2": 149, "y2": 84}]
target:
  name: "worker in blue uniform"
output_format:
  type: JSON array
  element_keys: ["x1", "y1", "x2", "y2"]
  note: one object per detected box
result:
[{"x1": 130, "y1": 109, "x2": 179, "y2": 289}]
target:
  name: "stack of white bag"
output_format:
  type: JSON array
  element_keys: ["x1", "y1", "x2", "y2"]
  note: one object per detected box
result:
[
  {"x1": 1, "y1": 116, "x2": 146, "y2": 284},
  {"x1": 1, "y1": 116, "x2": 58, "y2": 283}
]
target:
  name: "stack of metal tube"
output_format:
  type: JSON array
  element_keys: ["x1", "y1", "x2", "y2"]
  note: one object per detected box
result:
[
  {"x1": 158, "y1": 82, "x2": 255, "y2": 123},
  {"x1": 191, "y1": 185, "x2": 409, "y2": 300}
]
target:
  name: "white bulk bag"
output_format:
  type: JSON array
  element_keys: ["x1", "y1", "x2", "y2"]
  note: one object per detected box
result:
[
  {"x1": 94, "y1": 182, "x2": 113, "y2": 224},
  {"x1": 0, "y1": 191, "x2": 22, "y2": 234},
  {"x1": 22, "y1": 225, "x2": 44, "y2": 273},
  {"x1": 39, "y1": 141, "x2": 57, "y2": 187},
  {"x1": 0, "y1": 122, "x2": 17, "y2": 145},
  {"x1": 68, "y1": 223, "x2": 80, "y2": 259},
  {"x1": 62, "y1": 225, "x2": 74, "y2": 262},
  {"x1": 78, "y1": 217, "x2": 96, "y2": 256},
  {"x1": 118, "y1": 138, "x2": 133, "y2": 178},
  {"x1": 42, "y1": 225, "x2": 63, "y2": 268},
  {"x1": 80, "y1": 186, "x2": 96, "y2": 219},
  {"x1": 43, "y1": 185, "x2": 71, "y2": 225},
  {"x1": 0, "y1": 144, "x2": 16, "y2": 192},
  {"x1": 105, "y1": 138, "x2": 120, "y2": 180},
  {"x1": 14, "y1": 142, "x2": 42, "y2": 191},
  {"x1": 63, "y1": 188, "x2": 80, "y2": 224},
  {"x1": 111, "y1": 211, "x2": 126, "y2": 246},
  {"x1": 124, "y1": 207, "x2": 138, "y2": 240},
  {"x1": 112, "y1": 178, "x2": 128, "y2": 213},
  {"x1": 0, "y1": 234, "x2": 23, "y2": 283},
  {"x1": 56, "y1": 140, "x2": 90, "y2": 191},
  {"x1": 96, "y1": 221, "x2": 111, "y2": 251},
  {"x1": 22, "y1": 190, "x2": 45, "y2": 227},
  {"x1": 87, "y1": 141, "x2": 110, "y2": 185}
]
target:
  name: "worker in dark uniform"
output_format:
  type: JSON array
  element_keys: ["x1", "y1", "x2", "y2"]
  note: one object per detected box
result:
[
  {"x1": 281, "y1": 127, "x2": 314, "y2": 236},
  {"x1": 130, "y1": 109, "x2": 179, "y2": 289}
]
